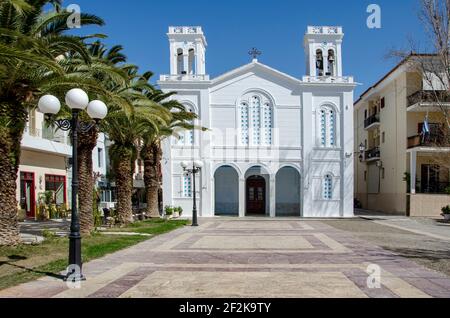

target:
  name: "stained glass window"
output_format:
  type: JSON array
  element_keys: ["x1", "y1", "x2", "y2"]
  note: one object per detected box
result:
[
  {"x1": 251, "y1": 96, "x2": 261, "y2": 145},
  {"x1": 320, "y1": 110, "x2": 327, "y2": 146},
  {"x1": 329, "y1": 110, "x2": 335, "y2": 146},
  {"x1": 323, "y1": 175, "x2": 333, "y2": 200},
  {"x1": 183, "y1": 174, "x2": 192, "y2": 198},
  {"x1": 240, "y1": 102, "x2": 249, "y2": 145},
  {"x1": 263, "y1": 102, "x2": 272, "y2": 145}
]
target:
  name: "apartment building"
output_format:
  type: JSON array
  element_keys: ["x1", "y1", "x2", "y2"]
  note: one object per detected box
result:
[
  {"x1": 18, "y1": 108, "x2": 107, "y2": 218},
  {"x1": 354, "y1": 55, "x2": 450, "y2": 217}
]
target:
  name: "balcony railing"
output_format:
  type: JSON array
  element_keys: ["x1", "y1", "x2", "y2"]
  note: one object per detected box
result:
[
  {"x1": 24, "y1": 126, "x2": 70, "y2": 144},
  {"x1": 408, "y1": 133, "x2": 450, "y2": 148},
  {"x1": 407, "y1": 90, "x2": 450, "y2": 107},
  {"x1": 365, "y1": 147, "x2": 380, "y2": 160},
  {"x1": 417, "y1": 182, "x2": 450, "y2": 194},
  {"x1": 364, "y1": 114, "x2": 380, "y2": 129},
  {"x1": 159, "y1": 74, "x2": 210, "y2": 81}
]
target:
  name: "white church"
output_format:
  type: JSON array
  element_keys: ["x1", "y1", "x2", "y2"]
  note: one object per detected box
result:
[{"x1": 158, "y1": 26, "x2": 356, "y2": 218}]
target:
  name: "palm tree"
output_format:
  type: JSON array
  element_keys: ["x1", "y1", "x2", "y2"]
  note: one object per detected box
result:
[
  {"x1": 0, "y1": 0, "x2": 104, "y2": 245},
  {"x1": 60, "y1": 41, "x2": 130, "y2": 233},
  {"x1": 140, "y1": 89, "x2": 201, "y2": 217},
  {"x1": 103, "y1": 98, "x2": 171, "y2": 225}
]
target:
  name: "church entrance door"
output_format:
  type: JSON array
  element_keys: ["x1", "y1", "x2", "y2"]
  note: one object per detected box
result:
[{"x1": 246, "y1": 176, "x2": 266, "y2": 215}]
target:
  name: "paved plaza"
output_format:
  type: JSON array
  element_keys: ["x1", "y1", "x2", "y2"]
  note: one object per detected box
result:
[{"x1": 1, "y1": 219, "x2": 450, "y2": 298}]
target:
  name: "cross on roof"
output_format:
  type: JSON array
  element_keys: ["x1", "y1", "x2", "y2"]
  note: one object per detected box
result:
[{"x1": 248, "y1": 47, "x2": 262, "y2": 60}]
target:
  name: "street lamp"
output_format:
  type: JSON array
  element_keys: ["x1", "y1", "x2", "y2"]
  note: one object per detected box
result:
[
  {"x1": 180, "y1": 160, "x2": 203, "y2": 227},
  {"x1": 38, "y1": 88, "x2": 108, "y2": 282}
]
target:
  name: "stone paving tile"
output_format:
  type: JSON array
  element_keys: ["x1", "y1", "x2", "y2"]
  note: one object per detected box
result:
[{"x1": 1, "y1": 219, "x2": 450, "y2": 298}]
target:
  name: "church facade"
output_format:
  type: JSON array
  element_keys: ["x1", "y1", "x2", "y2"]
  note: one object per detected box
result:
[{"x1": 158, "y1": 26, "x2": 356, "y2": 218}]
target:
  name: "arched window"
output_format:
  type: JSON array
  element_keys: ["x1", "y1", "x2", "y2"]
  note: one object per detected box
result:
[
  {"x1": 323, "y1": 175, "x2": 333, "y2": 200},
  {"x1": 177, "y1": 105, "x2": 195, "y2": 146},
  {"x1": 329, "y1": 110, "x2": 336, "y2": 146},
  {"x1": 263, "y1": 102, "x2": 273, "y2": 145},
  {"x1": 327, "y1": 49, "x2": 335, "y2": 76},
  {"x1": 319, "y1": 106, "x2": 337, "y2": 148},
  {"x1": 240, "y1": 102, "x2": 249, "y2": 145},
  {"x1": 251, "y1": 96, "x2": 261, "y2": 145},
  {"x1": 316, "y1": 49, "x2": 324, "y2": 76},
  {"x1": 188, "y1": 48, "x2": 196, "y2": 75},
  {"x1": 239, "y1": 93, "x2": 273, "y2": 146},
  {"x1": 177, "y1": 48, "x2": 184, "y2": 75},
  {"x1": 320, "y1": 110, "x2": 327, "y2": 146},
  {"x1": 183, "y1": 174, "x2": 192, "y2": 198}
]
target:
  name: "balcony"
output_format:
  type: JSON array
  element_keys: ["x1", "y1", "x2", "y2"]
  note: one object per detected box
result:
[
  {"x1": 364, "y1": 114, "x2": 380, "y2": 130},
  {"x1": 408, "y1": 133, "x2": 450, "y2": 149},
  {"x1": 407, "y1": 90, "x2": 450, "y2": 111},
  {"x1": 365, "y1": 147, "x2": 380, "y2": 161},
  {"x1": 22, "y1": 126, "x2": 71, "y2": 156}
]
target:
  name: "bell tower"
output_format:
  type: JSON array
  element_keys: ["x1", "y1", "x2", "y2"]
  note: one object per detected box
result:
[
  {"x1": 168, "y1": 26, "x2": 207, "y2": 78},
  {"x1": 304, "y1": 26, "x2": 343, "y2": 77}
]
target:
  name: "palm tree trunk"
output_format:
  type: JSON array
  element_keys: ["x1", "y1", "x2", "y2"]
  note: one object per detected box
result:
[
  {"x1": 143, "y1": 142, "x2": 162, "y2": 218},
  {"x1": 77, "y1": 128, "x2": 99, "y2": 234},
  {"x1": 0, "y1": 105, "x2": 26, "y2": 246},
  {"x1": 115, "y1": 149, "x2": 134, "y2": 225},
  {"x1": 0, "y1": 135, "x2": 20, "y2": 246}
]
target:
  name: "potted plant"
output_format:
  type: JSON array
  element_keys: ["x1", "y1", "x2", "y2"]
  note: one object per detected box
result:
[
  {"x1": 173, "y1": 207, "x2": 180, "y2": 218},
  {"x1": 441, "y1": 205, "x2": 450, "y2": 221},
  {"x1": 164, "y1": 205, "x2": 174, "y2": 219}
]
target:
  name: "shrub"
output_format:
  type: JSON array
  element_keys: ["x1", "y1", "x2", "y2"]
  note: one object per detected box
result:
[
  {"x1": 442, "y1": 205, "x2": 450, "y2": 215},
  {"x1": 165, "y1": 205, "x2": 174, "y2": 216}
]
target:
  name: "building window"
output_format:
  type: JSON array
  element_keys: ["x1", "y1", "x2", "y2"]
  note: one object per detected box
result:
[
  {"x1": 177, "y1": 106, "x2": 195, "y2": 146},
  {"x1": 251, "y1": 96, "x2": 261, "y2": 145},
  {"x1": 97, "y1": 148, "x2": 103, "y2": 168},
  {"x1": 319, "y1": 107, "x2": 337, "y2": 147},
  {"x1": 381, "y1": 167, "x2": 385, "y2": 179},
  {"x1": 329, "y1": 110, "x2": 336, "y2": 146},
  {"x1": 239, "y1": 94, "x2": 273, "y2": 146},
  {"x1": 382, "y1": 132, "x2": 386, "y2": 143},
  {"x1": 381, "y1": 97, "x2": 385, "y2": 109},
  {"x1": 323, "y1": 175, "x2": 333, "y2": 200},
  {"x1": 45, "y1": 175, "x2": 66, "y2": 205},
  {"x1": 364, "y1": 171, "x2": 367, "y2": 182},
  {"x1": 183, "y1": 174, "x2": 192, "y2": 198},
  {"x1": 364, "y1": 109, "x2": 368, "y2": 119},
  {"x1": 263, "y1": 102, "x2": 273, "y2": 145},
  {"x1": 320, "y1": 110, "x2": 326, "y2": 146},
  {"x1": 240, "y1": 102, "x2": 249, "y2": 145}
]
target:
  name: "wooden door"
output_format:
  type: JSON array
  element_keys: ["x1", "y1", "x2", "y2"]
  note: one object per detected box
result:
[{"x1": 246, "y1": 176, "x2": 266, "y2": 215}]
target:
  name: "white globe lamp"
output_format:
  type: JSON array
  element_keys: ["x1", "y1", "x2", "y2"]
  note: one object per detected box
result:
[
  {"x1": 38, "y1": 95, "x2": 61, "y2": 115},
  {"x1": 194, "y1": 160, "x2": 204, "y2": 169},
  {"x1": 87, "y1": 100, "x2": 108, "y2": 120},
  {"x1": 65, "y1": 88, "x2": 89, "y2": 110}
]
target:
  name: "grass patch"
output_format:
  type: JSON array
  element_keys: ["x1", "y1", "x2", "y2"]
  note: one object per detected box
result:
[{"x1": 0, "y1": 219, "x2": 189, "y2": 291}]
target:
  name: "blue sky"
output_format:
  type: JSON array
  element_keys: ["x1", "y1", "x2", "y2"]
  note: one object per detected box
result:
[{"x1": 68, "y1": 0, "x2": 430, "y2": 97}]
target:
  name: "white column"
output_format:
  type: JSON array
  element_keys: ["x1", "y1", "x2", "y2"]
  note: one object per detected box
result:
[
  {"x1": 239, "y1": 178, "x2": 245, "y2": 217},
  {"x1": 270, "y1": 176, "x2": 276, "y2": 218},
  {"x1": 410, "y1": 151, "x2": 417, "y2": 194}
]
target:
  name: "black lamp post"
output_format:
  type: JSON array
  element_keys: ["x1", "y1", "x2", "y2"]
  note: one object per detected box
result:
[
  {"x1": 180, "y1": 160, "x2": 203, "y2": 227},
  {"x1": 38, "y1": 89, "x2": 108, "y2": 282}
]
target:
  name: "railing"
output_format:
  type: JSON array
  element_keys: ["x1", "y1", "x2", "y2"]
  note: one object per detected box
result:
[
  {"x1": 307, "y1": 26, "x2": 343, "y2": 35},
  {"x1": 159, "y1": 74, "x2": 210, "y2": 81},
  {"x1": 408, "y1": 133, "x2": 450, "y2": 148},
  {"x1": 365, "y1": 147, "x2": 380, "y2": 160},
  {"x1": 364, "y1": 114, "x2": 380, "y2": 128},
  {"x1": 24, "y1": 126, "x2": 70, "y2": 144},
  {"x1": 418, "y1": 182, "x2": 450, "y2": 194},
  {"x1": 407, "y1": 90, "x2": 450, "y2": 107},
  {"x1": 302, "y1": 76, "x2": 354, "y2": 83},
  {"x1": 168, "y1": 26, "x2": 203, "y2": 34}
]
